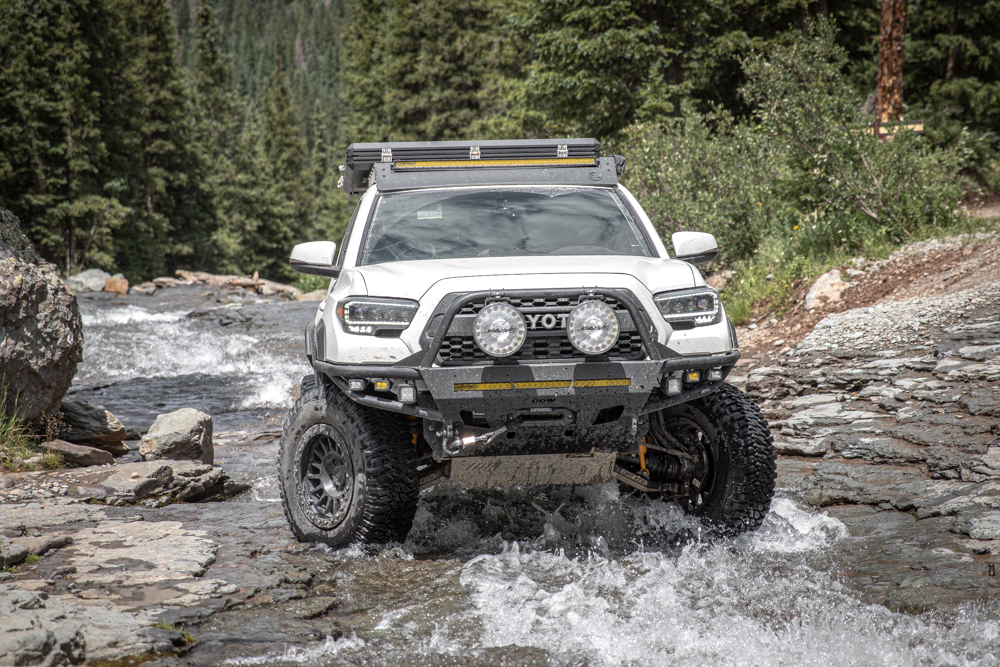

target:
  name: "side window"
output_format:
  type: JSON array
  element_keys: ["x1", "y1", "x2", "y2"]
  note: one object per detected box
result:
[{"x1": 337, "y1": 199, "x2": 364, "y2": 266}]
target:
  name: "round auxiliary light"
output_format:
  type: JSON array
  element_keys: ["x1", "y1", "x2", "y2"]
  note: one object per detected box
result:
[
  {"x1": 567, "y1": 300, "x2": 620, "y2": 355},
  {"x1": 474, "y1": 302, "x2": 527, "y2": 357}
]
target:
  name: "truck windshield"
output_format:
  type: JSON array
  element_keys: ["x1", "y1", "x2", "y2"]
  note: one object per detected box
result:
[{"x1": 359, "y1": 186, "x2": 653, "y2": 265}]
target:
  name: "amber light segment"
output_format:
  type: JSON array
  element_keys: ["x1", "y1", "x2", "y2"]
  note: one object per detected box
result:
[
  {"x1": 572, "y1": 379, "x2": 631, "y2": 388},
  {"x1": 512, "y1": 381, "x2": 573, "y2": 389},
  {"x1": 454, "y1": 382, "x2": 513, "y2": 391}
]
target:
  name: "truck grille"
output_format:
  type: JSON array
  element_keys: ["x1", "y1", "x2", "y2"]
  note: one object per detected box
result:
[
  {"x1": 457, "y1": 295, "x2": 624, "y2": 315},
  {"x1": 438, "y1": 332, "x2": 645, "y2": 364}
]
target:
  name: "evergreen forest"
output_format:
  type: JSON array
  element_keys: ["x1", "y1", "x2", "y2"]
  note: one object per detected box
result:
[{"x1": 2, "y1": 0, "x2": 998, "y2": 304}]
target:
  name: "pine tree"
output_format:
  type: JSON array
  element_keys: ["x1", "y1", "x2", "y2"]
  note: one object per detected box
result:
[
  {"x1": 310, "y1": 111, "x2": 354, "y2": 245},
  {"x1": 0, "y1": 0, "x2": 129, "y2": 273},
  {"x1": 191, "y1": 0, "x2": 245, "y2": 273},
  {"x1": 111, "y1": 0, "x2": 208, "y2": 281},
  {"x1": 262, "y1": 58, "x2": 313, "y2": 277}
]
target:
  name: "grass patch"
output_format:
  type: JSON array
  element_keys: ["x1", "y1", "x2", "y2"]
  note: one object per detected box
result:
[
  {"x1": 720, "y1": 214, "x2": 998, "y2": 324},
  {"x1": 293, "y1": 274, "x2": 330, "y2": 294},
  {"x1": 24, "y1": 554, "x2": 39, "y2": 563},
  {"x1": 0, "y1": 384, "x2": 63, "y2": 472},
  {"x1": 1, "y1": 384, "x2": 38, "y2": 472}
]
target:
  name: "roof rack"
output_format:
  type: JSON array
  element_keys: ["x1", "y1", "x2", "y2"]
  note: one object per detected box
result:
[{"x1": 340, "y1": 138, "x2": 602, "y2": 194}]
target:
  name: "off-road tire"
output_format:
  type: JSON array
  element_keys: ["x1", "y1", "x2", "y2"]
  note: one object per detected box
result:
[
  {"x1": 279, "y1": 375, "x2": 419, "y2": 548},
  {"x1": 652, "y1": 382, "x2": 776, "y2": 536}
]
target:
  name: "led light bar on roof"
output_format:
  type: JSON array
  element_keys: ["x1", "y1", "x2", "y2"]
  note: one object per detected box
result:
[
  {"x1": 341, "y1": 138, "x2": 602, "y2": 193},
  {"x1": 394, "y1": 157, "x2": 598, "y2": 170}
]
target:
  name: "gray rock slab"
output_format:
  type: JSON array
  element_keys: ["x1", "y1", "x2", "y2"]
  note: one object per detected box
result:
[
  {"x1": 0, "y1": 252, "x2": 83, "y2": 422},
  {"x1": 0, "y1": 584, "x2": 169, "y2": 664},
  {"x1": 0, "y1": 502, "x2": 108, "y2": 537},
  {"x1": 66, "y1": 268, "x2": 110, "y2": 293},
  {"x1": 141, "y1": 408, "x2": 213, "y2": 464},
  {"x1": 58, "y1": 397, "x2": 127, "y2": 452},
  {"x1": 42, "y1": 439, "x2": 114, "y2": 467}
]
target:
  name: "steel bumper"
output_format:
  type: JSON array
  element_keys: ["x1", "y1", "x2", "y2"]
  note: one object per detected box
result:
[{"x1": 314, "y1": 349, "x2": 740, "y2": 421}]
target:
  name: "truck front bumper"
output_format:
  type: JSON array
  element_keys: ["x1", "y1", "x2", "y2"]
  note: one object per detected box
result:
[{"x1": 313, "y1": 350, "x2": 740, "y2": 458}]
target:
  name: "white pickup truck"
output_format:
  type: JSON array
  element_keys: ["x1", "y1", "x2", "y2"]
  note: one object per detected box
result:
[{"x1": 279, "y1": 139, "x2": 775, "y2": 547}]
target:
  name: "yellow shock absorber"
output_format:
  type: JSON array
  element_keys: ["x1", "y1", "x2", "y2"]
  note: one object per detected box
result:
[{"x1": 639, "y1": 444, "x2": 649, "y2": 476}]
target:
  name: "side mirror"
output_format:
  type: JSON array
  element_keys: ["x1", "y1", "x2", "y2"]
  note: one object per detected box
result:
[
  {"x1": 671, "y1": 232, "x2": 718, "y2": 265},
  {"x1": 290, "y1": 241, "x2": 341, "y2": 277}
]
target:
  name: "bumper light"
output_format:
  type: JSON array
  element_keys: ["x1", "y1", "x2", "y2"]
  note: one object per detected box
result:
[
  {"x1": 348, "y1": 379, "x2": 366, "y2": 392},
  {"x1": 707, "y1": 369, "x2": 723, "y2": 382},
  {"x1": 567, "y1": 300, "x2": 620, "y2": 355},
  {"x1": 653, "y1": 289, "x2": 721, "y2": 327},
  {"x1": 337, "y1": 297, "x2": 418, "y2": 335},
  {"x1": 665, "y1": 377, "x2": 682, "y2": 396},
  {"x1": 397, "y1": 384, "x2": 417, "y2": 404},
  {"x1": 685, "y1": 371, "x2": 701, "y2": 383},
  {"x1": 474, "y1": 302, "x2": 527, "y2": 357}
]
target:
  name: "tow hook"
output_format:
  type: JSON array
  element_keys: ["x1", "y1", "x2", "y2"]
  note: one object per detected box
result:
[
  {"x1": 439, "y1": 424, "x2": 508, "y2": 455},
  {"x1": 461, "y1": 426, "x2": 508, "y2": 448}
]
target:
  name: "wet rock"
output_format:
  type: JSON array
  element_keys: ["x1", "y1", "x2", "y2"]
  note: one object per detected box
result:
[
  {"x1": 962, "y1": 511, "x2": 1000, "y2": 540},
  {"x1": 153, "y1": 276, "x2": 183, "y2": 288},
  {"x1": 66, "y1": 268, "x2": 111, "y2": 293},
  {"x1": 41, "y1": 439, "x2": 114, "y2": 467},
  {"x1": 58, "y1": 397, "x2": 127, "y2": 454},
  {"x1": 0, "y1": 584, "x2": 168, "y2": 664},
  {"x1": 69, "y1": 520, "x2": 219, "y2": 586},
  {"x1": 804, "y1": 269, "x2": 850, "y2": 310},
  {"x1": 288, "y1": 596, "x2": 339, "y2": 619},
  {"x1": 774, "y1": 436, "x2": 828, "y2": 457},
  {"x1": 11, "y1": 534, "x2": 72, "y2": 558},
  {"x1": 141, "y1": 408, "x2": 214, "y2": 464},
  {"x1": 103, "y1": 273, "x2": 129, "y2": 295},
  {"x1": 0, "y1": 503, "x2": 108, "y2": 537},
  {"x1": 958, "y1": 388, "x2": 1000, "y2": 416},
  {"x1": 130, "y1": 281, "x2": 157, "y2": 295},
  {"x1": 101, "y1": 461, "x2": 175, "y2": 500},
  {"x1": 0, "y1": 540, "x2": 29, "y2": 566},
  {"x1": 0, "y1": 208, "x2": 40, "y2": 263},
  {"x1": 0, "y1": 210, "x2": 83, "y2": 424}
]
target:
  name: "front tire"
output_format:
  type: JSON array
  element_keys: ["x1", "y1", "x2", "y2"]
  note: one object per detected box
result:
[
  {"x1": 648, "y1": 383, "x2": 776, "y2": 536},
  {"x1": 279, "y1": 376, "x2": 419, "y2": 548}
]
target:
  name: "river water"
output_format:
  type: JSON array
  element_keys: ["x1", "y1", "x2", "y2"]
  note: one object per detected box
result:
[{"x1": 74, "y1": 290, "x2": 1000, "y2": 666}]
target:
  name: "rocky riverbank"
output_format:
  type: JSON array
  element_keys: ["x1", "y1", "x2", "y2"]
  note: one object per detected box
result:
[{"x1": 2, "y1": 236, "x2": 1000, "y2": 666}]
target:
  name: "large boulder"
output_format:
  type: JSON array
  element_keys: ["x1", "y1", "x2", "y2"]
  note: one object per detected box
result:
[
  {"x1": 41, "y1": 439, "x2": 114, "y2": 467},
  {"x1": 140, "y1": 408, "x2": 214, "y2": 464},
  {"x1": 804, "y1": 269, "x2": 851, "y2": 311},
  {"x1": 58, "y1": 397, "x2": 128, "y2": 455},
  {"x1": 0, "y1": 209, "x2": 83, "y2": 423},
  {"x1": 66, "y1": 268, "x2": 111, "y2": 293}
]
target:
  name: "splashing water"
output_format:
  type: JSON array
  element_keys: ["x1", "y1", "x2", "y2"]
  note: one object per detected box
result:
[
  {"x1": 233, "y1": 489, "x2": 1000, "y2": 667},
  {"x1": 75, "y1": 296, "x2": 1000, "y2": 666},
  {"x1": 74, "y1": 296, "x2": 313, "y2": 430}
]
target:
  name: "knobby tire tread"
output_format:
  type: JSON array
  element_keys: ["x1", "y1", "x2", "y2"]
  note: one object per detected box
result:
[
  {"x1": 693, "y1": 382, "x2": 776, "y2": 535},
  {"x1": 280, "y1": 374, "x2": 419, "y2": 545}
]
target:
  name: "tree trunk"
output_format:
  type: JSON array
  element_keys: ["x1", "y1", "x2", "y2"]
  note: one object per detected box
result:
[{"x1": 875, "y1": 0, "x2": 908, "y2": 123}]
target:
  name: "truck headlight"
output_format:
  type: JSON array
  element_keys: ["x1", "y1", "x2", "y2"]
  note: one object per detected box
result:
[
  {"x1": 653, "y1": 288, "x2": 721, "y2": 327},
  {"x1": 474, "y1": 302, "x2": 526, "y2": 357},
  {"x1": 567, "y1": 300, "x2": 619, "y2": 355},
  {"x1": 337, "y1": 297, "x2": 419, "y2": 335}
]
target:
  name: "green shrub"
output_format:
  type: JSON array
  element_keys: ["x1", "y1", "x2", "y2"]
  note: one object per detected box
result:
[
  {"x1": 621, "y1": 111, "x2": 784, "y2": 266},
  {"x1": 0, "y1": 384, "x2": 35, "y2": 472},
  {"x1": 293, "y1": 274, "x2": 331, "y2": 294},
  {"x1": 620, "y1": 19, "x2": 973, "y2": 323}
]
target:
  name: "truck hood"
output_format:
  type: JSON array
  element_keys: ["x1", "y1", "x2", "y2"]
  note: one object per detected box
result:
[{"x1": 352, "y1": 256, "x2": 700, "y2": 300}]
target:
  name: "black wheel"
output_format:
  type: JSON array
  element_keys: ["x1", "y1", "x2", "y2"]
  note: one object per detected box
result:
[
  {"x1": 644, "y1": 383, "x2": 776, "y2": 536},
  {"x1": 279, "y1": 375, "x2": 419, "y2": 548}
]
